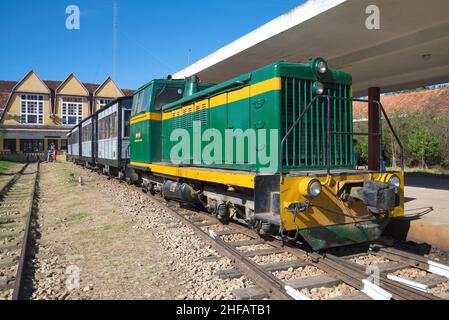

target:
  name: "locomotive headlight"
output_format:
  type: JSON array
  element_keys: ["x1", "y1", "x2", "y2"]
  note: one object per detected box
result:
[
  {"x1": 313, "y1": 82, "x2": 325, "y2": 95},
  {"x1": 316, "y1": 60, "x2": 328, "y2": 74},
  {"x1": 388, "y1": 175, "x2": 401, "y2": 188},
  {"x1": 308, "y1": 180, "x2": 322, "y2": 198},
  {"x1": 300, "y1": 178, "x2": 322, "y2": 198}
]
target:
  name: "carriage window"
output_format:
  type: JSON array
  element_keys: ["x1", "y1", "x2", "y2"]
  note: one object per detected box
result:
[
  {"x1": 82, "y1": 123, "x2": 92, "y2": 142},
  {"x1": 72, "y1": 131, "x2": 79, "y2": 144},
  {"x1": 98, "y1": 113, "x2": 118, "y2": 140},
  {"x1": 123, "y1": 110, "x2": 131, "y2": 138},
  {"x1": 154, "y1": 86, "x2": 184, "y2": 111}
]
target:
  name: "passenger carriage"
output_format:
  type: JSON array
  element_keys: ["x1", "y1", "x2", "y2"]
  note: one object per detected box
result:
[
  {"x1": 95, "y1": 97, "x2": 133, "y2": 177},
  {"x1": 80, "y1": 117, "x2": 95, "y2": 166},
  {"x1": 67, "y1": 125, "x2": 81, "y2": 163}
]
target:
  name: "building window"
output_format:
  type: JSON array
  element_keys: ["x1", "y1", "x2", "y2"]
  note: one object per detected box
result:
[
  {"x1": 3, "y1": 139, "x2": 17, "y2": 152},
  {"x1": 20, "y1": 139, "x2": 44, "y2": 153},
  {"x1": 61, "y1": 97, "x2": 83, "y2": 125},
  {"x1": 99, "y1": 98, "x2": 113, "y2": 109},
  {"x1": 20, "y1": 94, "x2": 44, "y2": 124}
]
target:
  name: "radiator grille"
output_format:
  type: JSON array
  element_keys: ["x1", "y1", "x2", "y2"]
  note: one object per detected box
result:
[{"x1": 281, "y1": 78, "x2": 353, "y2": 169}]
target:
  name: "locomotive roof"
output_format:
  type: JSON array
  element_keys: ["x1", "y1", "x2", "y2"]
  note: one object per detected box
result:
[
  {"x1": 134, "y1": 79, "x2": 213, "y2": 94},
  {"x1": 161, "y1": 60, "x2": 352, "y2": 112}
]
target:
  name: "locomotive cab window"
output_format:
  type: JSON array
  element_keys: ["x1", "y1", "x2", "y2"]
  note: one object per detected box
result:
[
  {"x1": 153, "y1": 85, "x2": 184, "y2": 111},
  {"x1": 132, "y1": 89, "x2": 145, "y2": 116}
]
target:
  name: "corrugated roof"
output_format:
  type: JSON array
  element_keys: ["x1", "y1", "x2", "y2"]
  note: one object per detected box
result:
[{"x1": 353, "y1": 86, "x2": 449, "y2": 120}]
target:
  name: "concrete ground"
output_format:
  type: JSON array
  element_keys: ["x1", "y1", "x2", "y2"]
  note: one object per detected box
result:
[{"x1": 389, "y1": 173, "x2": 449, "y2": 251}]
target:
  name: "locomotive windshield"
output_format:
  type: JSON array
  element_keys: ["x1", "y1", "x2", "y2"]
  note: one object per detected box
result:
[{"x1": 154, "y1": 85, "x2": 184, "y2": 111}]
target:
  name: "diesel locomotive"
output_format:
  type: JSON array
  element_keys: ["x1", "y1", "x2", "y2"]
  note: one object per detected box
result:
[{"x1": 68, "y1": 58, "x2": 405, "y2": 250}]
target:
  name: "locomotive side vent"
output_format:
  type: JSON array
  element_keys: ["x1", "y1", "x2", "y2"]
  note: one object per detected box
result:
[{"x1": 281, "y1": 78, "x2": 353, "y2": 170}]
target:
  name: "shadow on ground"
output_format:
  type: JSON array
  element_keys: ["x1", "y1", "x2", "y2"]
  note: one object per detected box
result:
[{"x1": 405, "y1": 172, "x2": 449, "y2": 190}]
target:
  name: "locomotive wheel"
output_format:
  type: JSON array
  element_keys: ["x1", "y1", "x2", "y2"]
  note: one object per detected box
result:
[{"x1": 260, "y1": 223, "x2": 278, "y2": 236}]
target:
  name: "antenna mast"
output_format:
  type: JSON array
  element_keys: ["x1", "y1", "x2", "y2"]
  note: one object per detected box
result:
[{"x1": 112, "y1": 0, "x2": 118, "y2": 79}]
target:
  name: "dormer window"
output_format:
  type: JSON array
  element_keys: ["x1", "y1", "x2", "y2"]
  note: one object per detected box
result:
[
  {"x1": 20, "y1": 94, "x2": 44, "y2": 124},
  {"x1": 61, "y1": 97, "x2": 83, "y2": 125},
  {"x1": 99, "y1": 98, "x2": 113, "y2": 109}
]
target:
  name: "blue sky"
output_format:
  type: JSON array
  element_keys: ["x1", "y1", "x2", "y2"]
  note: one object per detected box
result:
[{"x1": 0, "y1": 0, "x2": 303, "y2": 89}]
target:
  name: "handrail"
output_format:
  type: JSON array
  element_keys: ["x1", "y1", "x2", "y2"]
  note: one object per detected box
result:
[{"x1": 279, "y1": 95, "x2": 404, "y2": 179}]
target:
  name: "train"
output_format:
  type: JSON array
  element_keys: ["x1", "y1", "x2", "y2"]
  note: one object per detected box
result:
[
  {"x1": 68, "y1": 96, "x2": 132, "y2": 177},
  {"x1": 67, "y1": 58, "x2": 405, "y2": 250}
]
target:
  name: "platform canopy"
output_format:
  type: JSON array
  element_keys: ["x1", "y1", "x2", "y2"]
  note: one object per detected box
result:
[{"x1": 173, "y1": 0, "x2": 449, "y2": 97}]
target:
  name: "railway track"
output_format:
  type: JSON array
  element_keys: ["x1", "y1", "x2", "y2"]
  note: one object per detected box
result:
[
  {"x1": 78, "y1": 164, "x2": 449, "y2": 300},
  {"x1": 0, "y1": 162, "x2": 40, "y2": 300},
  {"x1": 147, "y1": 195, "x2": 449, "y2": 300}
]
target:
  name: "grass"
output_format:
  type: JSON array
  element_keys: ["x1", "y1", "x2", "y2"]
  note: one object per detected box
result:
[
  {"x1": 64, "y1": 212, "x2": 90, "y2": 224},
  {"x1": 78, "y1": 223, "x2": 133, "y2": 245},
  {"x1": 0, "y1": 160, "x2": 17, "y2": 174}
]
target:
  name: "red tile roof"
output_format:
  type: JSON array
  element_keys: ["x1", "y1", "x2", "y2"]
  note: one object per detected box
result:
[
  {"x1": 0, "y1": 81, "x2": 16, "y2": 93},
  {"x1": 0, "y1": 79, "x2": 134, "y2": 108},
  {"x1": 353, "y1": 86, "x2": 449, "y2": 120},
  {"x1": 0, "y1": 92, "x2": 10, "y2": 110}
]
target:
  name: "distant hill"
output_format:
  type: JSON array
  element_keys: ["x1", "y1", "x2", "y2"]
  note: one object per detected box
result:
[{"x1": 353, "y1": 86, "x2": 449, "y2": 120}]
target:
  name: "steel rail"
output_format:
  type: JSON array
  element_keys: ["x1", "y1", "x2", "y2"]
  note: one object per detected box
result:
[
  {"x1": 0, "y1": 163, "x2": 30, "y2": 197},
  {"x1": 157, "y1": 203, "x2": 434, "y2": 300},
  {"x1": 78, "y1": 164, "x2": 446, "y2": 300},
  {"x1": 324, "y1": 253, "x2": 441, "y2": 300},
  {"x1": 370, "y1": 244, "x2": 449, "y2": 276},
  {"x1": 168, "y1": 205, "x2": 443, "y2": 300},
  {"x1": 11, "y1": 162, "x2": 40, "y2": 300},
  {"x1": 154, "y1": 202, "x2": 292, "y2": 300}
]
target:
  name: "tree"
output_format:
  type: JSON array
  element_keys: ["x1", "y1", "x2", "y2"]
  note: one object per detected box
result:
[
  {"x1": 356, "y1": 139, "x2": 369, "y2": 166},
  {"x1": 409, "y1": 128, "x2": 439, "y2": 169}
]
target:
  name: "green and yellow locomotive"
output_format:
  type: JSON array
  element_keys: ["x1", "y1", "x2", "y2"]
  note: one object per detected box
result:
[{"x1": 128, "y1": 58, "x2": 404, "y2": 250}]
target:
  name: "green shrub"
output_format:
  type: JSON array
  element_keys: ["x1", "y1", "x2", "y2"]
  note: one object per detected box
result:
[{"x1": 409, "y1": 127, "x2": 439, "y2": 168}]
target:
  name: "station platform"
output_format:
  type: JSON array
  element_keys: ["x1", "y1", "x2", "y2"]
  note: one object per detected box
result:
[{"x1": 386, "y1": 173, "x2": 449, "y2": 251}]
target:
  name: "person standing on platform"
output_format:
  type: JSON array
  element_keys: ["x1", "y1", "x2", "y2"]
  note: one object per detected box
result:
[{"x1": 47, "y1": 143, "x2": 55, "y2": 162}]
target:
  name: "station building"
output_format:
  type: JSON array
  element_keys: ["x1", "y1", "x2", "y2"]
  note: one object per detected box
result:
[{"x1": 0, "y1": 71, "x2": 133, "y2": 154}]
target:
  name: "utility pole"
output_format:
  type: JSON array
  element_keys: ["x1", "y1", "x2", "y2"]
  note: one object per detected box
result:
[
  {"x1": 112, "y1": 0, "x2": 118, "y2": 80},
  {"x1": 188, "y1": 49, "x2": 192, "y2": 66}
]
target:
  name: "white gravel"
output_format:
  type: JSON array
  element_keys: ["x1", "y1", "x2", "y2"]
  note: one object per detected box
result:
[
  {"x1": 301, "y1": 283, "x2": 357, "y2": 300},
  {"x1": 273, "y1": 265, "x2": 325, "y2": 282},
  {"x1": 351, "y1": 254, "x2": 390, "y2": 266}
]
